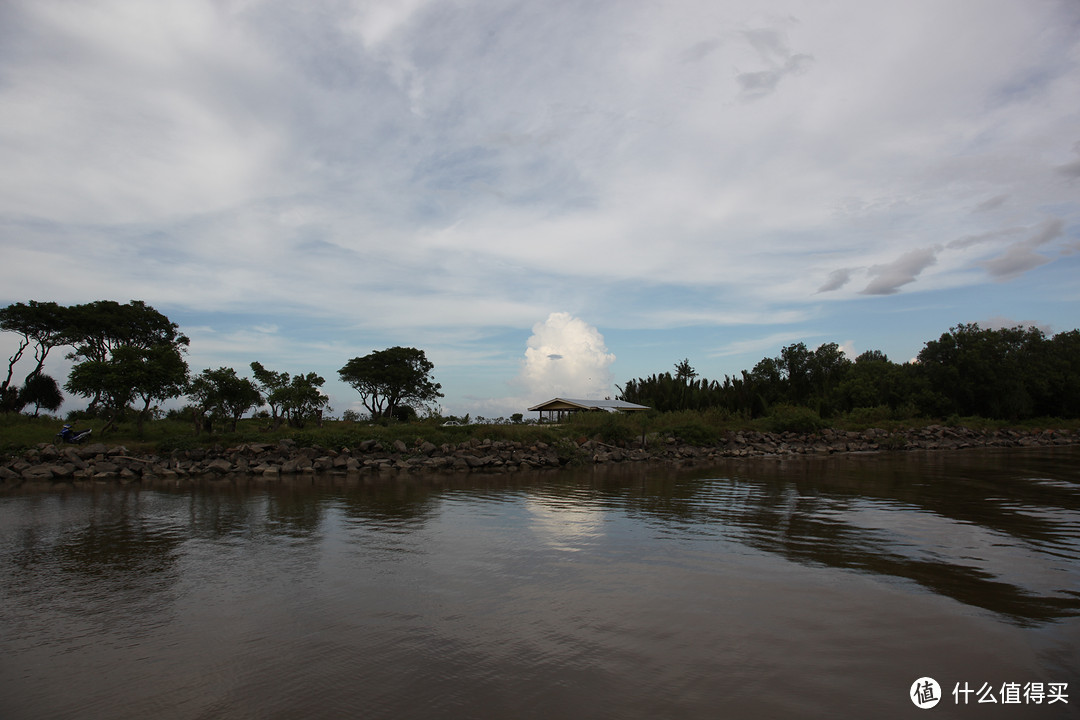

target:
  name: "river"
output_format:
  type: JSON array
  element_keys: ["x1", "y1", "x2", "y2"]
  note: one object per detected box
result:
[{"x1": 1, "y1": 448, "x2": 1078, "y2": 718}]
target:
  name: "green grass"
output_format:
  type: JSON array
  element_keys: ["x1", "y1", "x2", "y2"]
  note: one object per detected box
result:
[
  {"x1": 3, "y1": 409, "x2": 1078, "y2": 460},
  {"x1": 0, "y1": 414, "x2": 68, "y2": 456}
]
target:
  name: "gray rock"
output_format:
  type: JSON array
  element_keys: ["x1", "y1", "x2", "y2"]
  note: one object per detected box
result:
[{"x1": 21, "y1": 465, "x2": 56, "y2": 480}]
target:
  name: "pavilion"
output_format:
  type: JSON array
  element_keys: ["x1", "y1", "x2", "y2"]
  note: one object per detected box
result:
[{"x1": 527, "y1": 397, "x2": 650, "y2": 422}]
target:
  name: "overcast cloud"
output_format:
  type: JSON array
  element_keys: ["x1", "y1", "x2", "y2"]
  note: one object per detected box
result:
[{"x1": 1, "y1": 0, "x2": 1078, "y2": 415}]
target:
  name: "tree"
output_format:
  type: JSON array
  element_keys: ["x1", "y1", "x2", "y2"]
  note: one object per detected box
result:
[
  {"x1": 19, "y1": 373, "x2": 64, "y2": 417},
  {"x1": 338, "y1": 347, "x2": 443, "y2": 420},
  {"x1": 250, "y1": 363, "x2": 331, "y2": 428},
  {"x1": 779, "y1": 343, "x2": 812, "y2": 406},
  {"x1": 1035, "y1": 330, "x2": 1080, "y2": 417},
  {"x1": 674, "y1": 358, "x2": 698, "y2": 410},
  {"x1": 277, "y1": 372, "x2": 329, "y2": 428},
  {"x1": 66, "y1": 355, "x2": 138, "y2": 433},
  {"x1": 65, "y1": 344, "x2": 188, "y2": 434},
  {"x1": 0, "y1": 301, "x2": 74, "y2": 404},
  {"x1": 806, "y1": 343, "x2": 852, "y2": 416},
  {"x1": 67, "y1": 300, "x2": 188, "y2": 363},
  {"x1": 124, "y1": 344, "x2": 189, "y2": 434},
  {"x1": 57, "y1": 300, "x2": 190, "y2": 432},
  {"x1": 250, "y1": 361, "x2": 291, "y2": 428},
  {"x1": 187, "y1": 367, "x2": 262, "y2": 433},
  {"x1": 916, "y1": 323, "x2": 1045, "y2": 419},
  {"x1": 674, "y1": 359, "x2": 697, "y2": 383},
  {"x1": 63, "y1": 300, "x2": 190, "y2": 416}
]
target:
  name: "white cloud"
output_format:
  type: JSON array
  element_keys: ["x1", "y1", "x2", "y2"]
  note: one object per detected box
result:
[
  {"x1": 519, "y1": 312, "x2": 616, "y2": 401},
  {"x1": 861, "y1": 247, "x2": 940, "y2": 296},
  {"x1": 980, "y1": 218, "x2": 1065, "y2": 281},
  {"x1": 453, "y1": 312, "x2": 618, "y2": 418},
  {"x1": 711, "y1": 331, "x2": 819, "y2": 359},
  {"x1": 817, "y1": 268, "x2": 854, "y2": 293}
]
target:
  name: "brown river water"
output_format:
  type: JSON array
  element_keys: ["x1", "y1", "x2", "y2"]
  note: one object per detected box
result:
[{"x1": 1, "y1": 448, "x2": 1078, "y2": 719}]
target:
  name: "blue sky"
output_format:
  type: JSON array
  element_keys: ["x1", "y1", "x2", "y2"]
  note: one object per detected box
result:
[{"x1": 2, "y1": 0, "x2": 1079, "y2": 418}]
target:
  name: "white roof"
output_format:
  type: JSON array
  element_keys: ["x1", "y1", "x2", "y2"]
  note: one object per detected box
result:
[{"x1": 527, "y1": 397, "x2": 650, "y2": 412}]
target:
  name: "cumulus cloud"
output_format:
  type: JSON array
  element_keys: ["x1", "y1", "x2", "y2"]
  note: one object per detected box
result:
[
  {"x1": 519, "y1": 313, "x2": 616, "y2": 401},
  {"x1": 860, "y1": 247, "x2": 939, "y2": 295}
]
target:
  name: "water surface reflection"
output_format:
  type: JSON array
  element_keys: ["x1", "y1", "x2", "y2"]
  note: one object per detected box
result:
[{"x1": 1, "y1": 448, "x2": 1077, "y2": 719}]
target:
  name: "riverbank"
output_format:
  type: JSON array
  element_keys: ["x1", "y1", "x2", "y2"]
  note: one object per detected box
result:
[{"x1": 2, "y1": 424, "x2": 1078, "y2": 489}]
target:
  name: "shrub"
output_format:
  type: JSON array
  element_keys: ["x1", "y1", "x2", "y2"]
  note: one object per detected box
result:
[
  {"x1": 669, "y1": 423, "x2": 723, "y2": 445},
  {"x1": 553, "y1": 437, "x2": 586, "y2": 465},
  {"x1": 763, "y1": 405, "x2": 826, "y2": 434},
  {"x1": 843, "y1": 405, "x2": 894, "y2": 427}
]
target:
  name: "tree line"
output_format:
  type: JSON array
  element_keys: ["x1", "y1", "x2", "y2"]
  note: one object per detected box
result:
[
  {"x1": 618, "y1": 324, "x2": 1080, "y2": 421},
  {"x1": 1, "y1": 300, "x2": 443, "y2": 434}
]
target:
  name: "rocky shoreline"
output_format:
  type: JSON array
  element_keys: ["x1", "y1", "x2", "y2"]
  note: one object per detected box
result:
[{"x1": 2, "y1": 425, "x2": 1078, "y2": 489}]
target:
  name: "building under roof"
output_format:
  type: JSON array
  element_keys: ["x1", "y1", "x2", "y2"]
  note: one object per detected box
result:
[{"x1": 527, "y1": 397, "x2": 650, "y2": 422}]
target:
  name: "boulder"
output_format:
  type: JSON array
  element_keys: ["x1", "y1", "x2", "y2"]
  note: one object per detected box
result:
[
  {"x1": 205, "y1": 458, "x2": 233, "y2": 473},
  {"x1": 21, "y1": 465, "x2": 56, "y2": 480}
]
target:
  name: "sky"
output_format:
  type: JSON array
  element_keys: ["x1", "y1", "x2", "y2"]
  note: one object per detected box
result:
[{"x1": 2, "y1": 0, "x2": 1079, "y2": 419}]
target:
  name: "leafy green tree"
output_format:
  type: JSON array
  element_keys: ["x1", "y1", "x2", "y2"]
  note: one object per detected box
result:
[
  {"x1": 67, "y1": 300, "x2": 188, "y2": 363},
  {"x1": 619, "y1": 324, "x2": 1080, "y2": 422},
  {"x1": 806, "y1": 342, "x2": 852, "y2": 416},
  {"x1": 65, "y1": 344, "x2": 188, "y2": 434},
  {"x1": 674, "y1": 358, "x2": 698, "y2": 410},
  {"x1": 66, "y1": 356, "x2": 137, "y2": 433},
  {"x1": 779, "y1": 342, "x2": 812, "y2": 406},
  {"x1": 338, "y1": 347, "x2": 443, "y2": 420},
  {"x1": 61, "y1": 300, "x2": 190, "y2": 417},
  {"x1": 187, "y1": 367, "x2": 262, "y2": 433},
  {"x1": 251, "y1": 362, "x2": 330, "y2": 428},
  {"x1": 281, "y1": 372, "x2": 330, "y2": 428},
  {"x1": 250, "y1": 361, "x2": 291, "y2": 428},
  {"x1": 1034, "y1": 330, "x2": 1080, "y2": 417},
  {"x1": 0, "y1": 301, "x2": 74, "y2": 404},
  {"x1": 916, "y1": 323, "x2": 1045, "y2": 419},
  {"x1": 747, "y1": 356, "x2": 783, "y2": 411},
  {"x1": 19, "y1": 373, "x2": 64, "y2": 417},
  {"x1": 125, "y1": 345, "x2": 189, "y2": 433}
]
